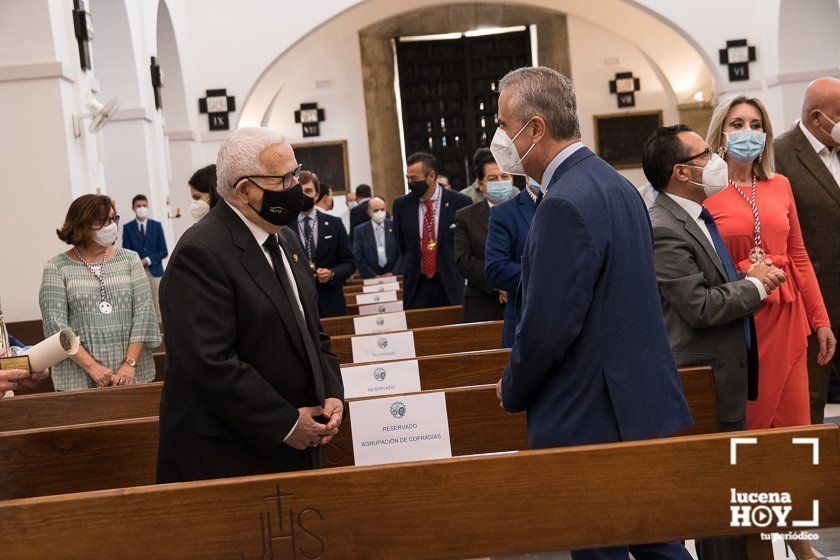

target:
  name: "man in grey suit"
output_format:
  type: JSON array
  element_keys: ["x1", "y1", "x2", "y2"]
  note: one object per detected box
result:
[
  {"x1": 643, "y1": 125, "x2": 787, "y2": 558},
  {"x1": 774, "y1": 77, "x2": 840, "y2": 423}
]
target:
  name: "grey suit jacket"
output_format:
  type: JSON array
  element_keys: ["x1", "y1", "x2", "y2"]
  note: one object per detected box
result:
[
  {"x1": 774, "y1": 125, "x2": 840, "y2": 328},
  {"x1": 649, "y1": 193, "x2": 761, "y2": 423}
]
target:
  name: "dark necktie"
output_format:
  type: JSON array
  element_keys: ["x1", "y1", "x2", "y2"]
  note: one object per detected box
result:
[
  {"x1": 139, "y1": 223, "x2": 146, "y2": 244},
  {"x1": 534, "y1": 190, "x2": 544, "y2": 209},
  {"x1": 263, "y1": 234, "x2": 326, "y2": 402},
  {"x1": 303, "y1": 216, "x2": 315, "y2": 263},
  {"x1": 700, "y1": 207, "x2": 752, "y2": 349}
]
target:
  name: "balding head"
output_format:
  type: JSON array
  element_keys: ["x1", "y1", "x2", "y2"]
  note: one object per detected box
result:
[
  {"x1": 801, "y1": 77, "x2": 840, "y2": 148},
  {"x1": 367, "y1": 197, "x2": 386, "y2": 214}
]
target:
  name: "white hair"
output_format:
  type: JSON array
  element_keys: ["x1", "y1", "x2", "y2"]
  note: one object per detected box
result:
[{"x1": 216, "y1": 127, "x2": 287, "y2": 197}]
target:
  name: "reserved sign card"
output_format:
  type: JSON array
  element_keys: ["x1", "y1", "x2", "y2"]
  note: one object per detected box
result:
[
  {"x1": 358, "y1": 301, "x2": 404, "y2": 316},
  {"x1": 355, "y1": 291, "x2": 399, "y2": 305},
  {"x1": 340, "y1": 359, "x2": 421, "y2": 399},
  {"x1": 350, "y1": 391, "x2": 452, "y2": 466},
  {"x1": 350, "y1": 330, "x2": 416, "y2": 363},
  {"x1": 353, "y1": 311, "x2": 408, "y2": 335},
  {"x1": 362, "y1": 284, "x2": 399, "y2": 294},
  {"x1": 363, "y1": 276, "x2": 399, "y2": 286}
]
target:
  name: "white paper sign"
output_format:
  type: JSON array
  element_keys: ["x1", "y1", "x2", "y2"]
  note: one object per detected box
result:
[
  {"x1": 341, "y1": 359, "x2": 421, "y2": 399},
  {"x1": 363, "y1": 276, "x2": 399, "y2": 286},
  {"x1": 358, "y1": 301, "x2": 404, "y2": 316},
  {"x1": 356, "y1": 291, "x2": 398, "y2": 305},
  {"x1": 362, "y1": 284, "x2": 399, "y2": 294},
  {"x1": 353, "y1": 311, "x2": 408, "y2": 335},
  {"x1": 350, "y1": 331, "x2": 415, "y2": 363},
  {"x1": 350, "y1": 391, "x2": 451, "y2": 466}
]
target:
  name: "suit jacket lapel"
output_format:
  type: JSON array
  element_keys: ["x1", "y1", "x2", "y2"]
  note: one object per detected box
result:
[
  {"x1": 793, "y1": 126, "x2": 840, "y2": 208},
  {"x1": 657, "y1": 194, "x2": 727, "y2": 281},
  {"x1": 385, "y1": 220, "x2": 397, "y2": 264},
  {"x1": 475, "y1": 200, "x2": 489, "y2": 234},
  {"x1": 437, "y1": 189, "x2": 452, "y2": 241},
  {"x1": 517, "y1": 189, "x2": 535, "y2": 226},
  {"x1": 405, "y1": 193, "x2": 420, "y2": 248},
  {"x1": 219, "y1": 204, "x2": 308, "y2": 361}
]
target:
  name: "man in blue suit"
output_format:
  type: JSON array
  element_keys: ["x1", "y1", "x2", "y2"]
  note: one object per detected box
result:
[
  {"x1": 494, "y1": 67, "x2": 693, "y2": 560},
  {"x1": 123, "y1": 194, "x2": 168, "y2": 319},
  {"x1": 484, "y1": 179, "x2": 537, "y2": 347},
  {"x1": 392, "y1": 152, "x2": 472, "y2": 309},
  {"x1": 352, "y1": 197, "x2": 402, "y2": 279},
  {"x1": 289, "y1": 172, "x2": 355, "y2": 318}
]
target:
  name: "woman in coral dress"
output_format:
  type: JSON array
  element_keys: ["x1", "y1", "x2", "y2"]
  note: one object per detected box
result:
[{"x1": 705, "y1": 95, "x2": 835, "y2": 432}]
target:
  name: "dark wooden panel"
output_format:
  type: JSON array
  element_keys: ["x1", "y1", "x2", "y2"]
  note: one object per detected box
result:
[{"x1": 1, "y1": 425, "x2": 835, "y2": 559}]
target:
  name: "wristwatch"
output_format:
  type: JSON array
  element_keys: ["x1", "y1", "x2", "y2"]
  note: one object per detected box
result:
[{"x1": 123, "y1": 357, "x2": 137, "y2": 368}]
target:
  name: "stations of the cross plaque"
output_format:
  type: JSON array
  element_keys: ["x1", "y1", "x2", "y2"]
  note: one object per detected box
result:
[
  {"x1": 199, "y1": 89, "x2": 236, "y2": 131},
  {"x1": 609, "y1": 72, "x2": 640, "y2": 109}
]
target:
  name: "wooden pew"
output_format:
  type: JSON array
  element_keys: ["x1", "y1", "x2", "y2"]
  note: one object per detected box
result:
[
  {"x1": 345, "y1": 290, "x2": 404, "y2": 306},
  {"x1": 332, "y1": 321, "x2": 503, "y2": 364},
  {"x1": 1, "y1": 424, "x2": 836, "y2": 559},
  {"x1": 346, "y1": 275, "x2": 403, "y2": 286},
  {"x1": 320, "y1": 305, "x2": 462, "y2": 337},
  {"x1": 0, "y1": 368, "x2": 719, "y2": 500},
  {"x1": 6, "y1": 319, "x2": 44, "y2": 345},
  {"x1": 343, "y1": 280, "x2": 403, "y2": 295}
]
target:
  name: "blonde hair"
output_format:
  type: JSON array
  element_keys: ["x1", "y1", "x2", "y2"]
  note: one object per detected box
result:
[{"x1": 706, "y1": 95, "x2": 775, "y2": 180}]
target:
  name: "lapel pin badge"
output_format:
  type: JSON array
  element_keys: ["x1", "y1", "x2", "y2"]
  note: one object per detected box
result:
[{"x1": 293, "y1": 253, "x2": 299, "y2": 262}]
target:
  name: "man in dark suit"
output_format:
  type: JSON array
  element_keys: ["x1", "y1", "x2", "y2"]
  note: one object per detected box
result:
[
  {"x1": 485, "y1": 179, "x2": 537, "y2": 347},
  {"x1": 352, "y1": 196, "x2": 402, "y2": 279},
  {"x1": 643, "y1": 125, "x2": 789, "y2": 560},
  {"x1": 349, "y1": 184, "x2": 373, "y2": 235},
  {"x1": 289, "y1": 171, "x2": 355, "y2": 318},
  {"x1": 454, "y1": 148, "x2": 511, "y2": 323},
  {"x1": 158, "y1": 127, "x2": 344, "y2": 483},
  {"x1": 122, "y1": 194, "x2": 168, "y2": 318},
  {"x1": 494, "y1": 67, "x2": 693, "y2": 560},
  {"x1": 392, "y1": 152, "x2": 472, "y2": 309},
  {"x1": 774, "y1": 77, "x2": 840, "y2": 423}
]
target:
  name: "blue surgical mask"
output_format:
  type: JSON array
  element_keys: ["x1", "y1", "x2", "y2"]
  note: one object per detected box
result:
[
  {"x1": 348, "y1": 201, "x2": 359, "y2": 209},
  {"x1": 485, "y1": 180, "x2": 513, "y2": 202},
  {"x1": 528, "y1": 178, "x2": 541, "y2": 191},
  {"x1": 725, "y1": 130, "x2": 766, "y2": 165}
]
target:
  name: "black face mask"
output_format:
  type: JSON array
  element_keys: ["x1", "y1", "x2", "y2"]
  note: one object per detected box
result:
[
  {"x1": 300, "y1": 195, "x2": 316, "y2": 213},
  {"x1": 408, "y1": 180, "x2": 430, "y2": 198},
  {"x1": 248, "y1": 182, "x2": 304, "y2": 226}
]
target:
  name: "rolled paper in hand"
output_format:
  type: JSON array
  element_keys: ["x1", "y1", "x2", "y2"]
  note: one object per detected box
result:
[{"x1": 24, "y1": 329, "x2": 80, "y2": 372}]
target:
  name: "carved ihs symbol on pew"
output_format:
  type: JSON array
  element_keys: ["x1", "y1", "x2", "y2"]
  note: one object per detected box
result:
[{"x1": 240, "y1": 485, "x2": 325, "y2": 560}]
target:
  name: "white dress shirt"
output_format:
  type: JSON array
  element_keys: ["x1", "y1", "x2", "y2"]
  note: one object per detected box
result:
[
  {"x1": 417, "y1": 184, "x2": 443, "y2": 245},
  {"x1": 226, "y1": 201, "x2": 306, "y2": 441},
  {"x1": 540, "y1": 141, "x2": 585, "y2": 193},
  {"x1": 799, "y1": 120, "x2": 840, "y2": 187},
  {"x1": 664, "y1": 193, "x2": 766, "y2": 300}
]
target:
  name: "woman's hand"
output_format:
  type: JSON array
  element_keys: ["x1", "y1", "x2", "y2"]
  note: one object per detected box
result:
[
  {"x1": 114, "y1": 362, "x2": 136, "y2": 386},
  {"x1": 86, "y1": 362, "x2": 115, "y2": 387},
  {"x1": 816, "y1": 327, "x2": 836, "y2": 366}
]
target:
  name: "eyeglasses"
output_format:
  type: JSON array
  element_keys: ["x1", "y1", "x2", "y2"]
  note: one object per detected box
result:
[
  {"x1": 677, "y1": 148, "x2": 711, "y2": 165},
  {"x1": 237, "y1": 164, "x2": 303, "y2": 191},
  {"x1": 94, "y1": 214, "x2": 120, "y2": 229}
]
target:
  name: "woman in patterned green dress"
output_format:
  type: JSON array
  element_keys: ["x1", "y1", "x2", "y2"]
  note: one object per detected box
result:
[{"x1": 39, "y1": 195, "x2": 161, "y2": 391}]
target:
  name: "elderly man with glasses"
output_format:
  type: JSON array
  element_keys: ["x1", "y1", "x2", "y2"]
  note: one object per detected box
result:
[{"x1": 156, "y1": 127, "x2": 344, "y2": 483}]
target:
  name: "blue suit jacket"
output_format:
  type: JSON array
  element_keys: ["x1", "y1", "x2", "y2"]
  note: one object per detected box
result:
[
  {"x1": 287, "y1": 210, "x2": 355, "y2": 318},
  {"x1": 122, "y1": 219, "x2": 168, "y2": 277},
  {"x1": 392, "y1": 188, "x2": 472, "y2": 307},
  {"x1": 485, "y1": 188, "x2": 535, "y2": 321},
  {"x1": 501, "y1": 147, "x2": 693, "y2": 449},
  {"x1": 352, "y1": 218, "x2": 403, "y2": 279}
]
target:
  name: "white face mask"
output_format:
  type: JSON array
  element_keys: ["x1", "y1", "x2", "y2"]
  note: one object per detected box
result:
[
  {"x1": 490, "y1": 119, "x2": 536, "y2": 176},
  {"x1": 92, "y1": 222, "x2": 118, "y2": 247},
  {"x1": 818, "y1": 111, "x2": 840, "y2": 144},
  {"x1": 190, "y1": 199, "x2": 210, "y2": 221},
  {"x1": 685, "y1": 153, "x2": 729, "y2": 197},
  {"x1": 371, "y1": 210, "x2": 386, "y2": 224},
  {"x1": 135, "y1": 206, "x2": 148, "y2": 220}
]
